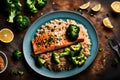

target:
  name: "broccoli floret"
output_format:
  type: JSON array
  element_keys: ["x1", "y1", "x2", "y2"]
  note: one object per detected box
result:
[
  {"x1": 69, "y1": 51, "x2": 76, "y2": 57},
  {"x1": 26, "y1": 0, "x2": 47, "y2": 13},
  {"x1": 59, "y1": 52, "x2": 69, "y2": 57},
  {"x1": 64, "y1": 47, "x2": 71, "y2": 52},
  {"x1": 36, "y1": 0, "x2": 47, "y2": 7},
  {"x1": 12, "y1": 0, "x2": 22, "y2": 7},
  {"x1": 17, "y1": 71, "x2": 24, "y2": 76},
  {"x1": 58, "y1": 47, "x2": 71, "y2": 57},
  {"x1": 66, "y1": 43, "x2": 82, "y2": 57},
  {"x1": 75, "y1": 51, "x2": 86, "y2": 66},
  {"x1": 71, "y1": 56, "x2": 85, "y2": 66},
  {"x1": 79, "y1": 51, "x2": 85, "y2": 58},
  {"x1": 26, "y1": 0, "x2": 38, "y2": 13},
  {"x1": 6, "y1": 4, "x2": 16, "y2": 23},
  {"x1": 5, "y1": 0, "x2": 22, "y2": 23},
  {"x1": 71, "y1": 57, "x2": 79, "y2": 65},
  {"x1": 66, "y1": 43, "x2": 85, "y2": 66},
  {"x1": 51, "y1": 53, "x2": 60, "y2": 64},
  {"x1": 13, "y1": 49, "x2": 22, "y2": 60},
  {"x1": 11, "y1": 70, "x2": 24, "y2": 76},
  {"x1": 70, "y1": 43, "x2": 82, "y2": 55},
  {"x1": 14, "y1": 15, "x2": 30, "y2": 30},
  {"x1": 66, "y1": 24, "x2": 80, "y2": 41},
  {"x1": 35, "y1": 55, "x2": 45, "y2": 67},
  {"x1": 58, "y1": 43, "x2": 82, "y2": 57}
]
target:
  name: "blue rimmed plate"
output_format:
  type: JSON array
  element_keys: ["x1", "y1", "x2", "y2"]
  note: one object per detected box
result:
[{"x1": 23, "y1": 10, "x2": 98, "y2": 78}]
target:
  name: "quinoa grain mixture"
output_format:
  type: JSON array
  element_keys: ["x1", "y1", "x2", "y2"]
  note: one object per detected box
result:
[{"x1": 33, "y1": 19, "x2": 91, "y2": 71}]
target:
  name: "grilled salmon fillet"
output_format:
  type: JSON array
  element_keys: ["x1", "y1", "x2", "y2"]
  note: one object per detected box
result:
[
  {"x1": 32, "y1": 31, "x2": 84, "y2": 55},
  {"x1": 31, "y1": 19, "x2": 88, "y2": 55}
]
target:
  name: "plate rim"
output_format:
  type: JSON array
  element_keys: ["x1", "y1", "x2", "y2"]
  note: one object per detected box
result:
[{"x1": 23, "y1": 10, "x2": 99, "y2": 78}]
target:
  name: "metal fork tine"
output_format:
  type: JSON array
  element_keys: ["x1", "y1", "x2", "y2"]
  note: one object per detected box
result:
[
  {"x1": 108, "y1": 39, "x2": 116, "y2": 47},
  {"x1": 108, "y1": 38, "x2": 120, "y2": 59},
  {"x1": 108, "y1": 39, "x2": 113, "y2": 47},
  {"x1": 109, "y1": 39, "x2": 118, "y2": 47},
  {"x1": 114, "y1": 39, "x2": 120, "y2": 48}
]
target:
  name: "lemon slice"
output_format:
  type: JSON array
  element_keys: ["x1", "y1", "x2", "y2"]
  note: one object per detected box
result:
[
  {"x1": 79, "y1": 2, "x2": 90, "y2": 9},
  {"x1": 0, "y1": 28, "x2": 14, "y2": 43},
  {"x1": 111, "y1": 1, "x2": 120, "y2": 13},
  {"x1": 92, "y1": 4, "x2": 101, "y2": 12},
  {"x1": 103, "y1": 17, "x2": 113, "y2": 28}
]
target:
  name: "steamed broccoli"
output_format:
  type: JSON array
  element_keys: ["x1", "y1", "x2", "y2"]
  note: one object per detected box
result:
[
  {"x1": 12, "y1": 0, "x2": 22, "y2": 7},
  {"x1": 66, "y1": 24, "x2": 80, "y2": 41},
  {"x1": 35, "y1": 55, "x2": 45, "y2": 67},
  {"x1": 71, "y1": 56, "x2": 85, "y2": 66},
  {"x1": 51, "y1": 53, "x2": 60, "y2": 64},
  {"x1": 70, "y1": 51, "x2": 86, "y2": 66},
  {"x1": 36, "y1": 0, "x2": 47, "y2": 7},
  {"x1": 70, "y1": 43, "x2": 82, "y2": 55},
  {"x1": 59, "y1": 52, "x2": 69, "y2": 57},
  {"x1": 26, "y1": 0, "x2": 47, "y2": 13},
  {"x1": 5, "y1": 0, "x2": 22, "y2": 23},
  {"x1": 14, "y1": 15, "x2": 30, "y2": 30},
  {"x1": 26, "y1": 0, "x2": 38, "y2": 13},
  {"x1": 13, "y1": 49, "x2": 22, "y2": 60}
]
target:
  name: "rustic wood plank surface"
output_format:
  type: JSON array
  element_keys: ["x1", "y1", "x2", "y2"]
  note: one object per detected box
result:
[{"x1": 0, "y1": 0, "x2": 120, "y2": 80}]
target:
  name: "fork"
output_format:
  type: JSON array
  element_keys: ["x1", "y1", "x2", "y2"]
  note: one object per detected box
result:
[{"x1": 108, "y1": 38, "x2": 120, "y2": 59}]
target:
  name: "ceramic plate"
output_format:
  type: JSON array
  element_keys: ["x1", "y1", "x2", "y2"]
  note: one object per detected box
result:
[{"x1": 23, "y1": 11, "x2": 98, "y2": 78}]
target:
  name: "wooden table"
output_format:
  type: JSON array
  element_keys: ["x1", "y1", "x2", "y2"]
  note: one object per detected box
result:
[{"x1": 0, "y1": 0, "x2": 120, "y2": 80}]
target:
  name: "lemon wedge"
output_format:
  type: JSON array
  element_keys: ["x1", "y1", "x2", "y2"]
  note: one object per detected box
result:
[
  {"x1": 103, "y1": 17, "x2": 113, "y2": 28},
  {"x1": 111, "y1": 1, "x2": 120, "y2": 13},
  {"x1": 0, "y1": 28, "x2": 14, "y2": 43},
  {"x1": 92, "y1": 4, "x2": 101, "y2": 12},
  {"x1": 79, "y1": 2, "x2": 90, "y2": 9}
]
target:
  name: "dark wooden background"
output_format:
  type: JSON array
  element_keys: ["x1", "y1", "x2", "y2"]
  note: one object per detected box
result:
[{"x1": 0, "y1": 0, "x2": 120, "y2": 80}]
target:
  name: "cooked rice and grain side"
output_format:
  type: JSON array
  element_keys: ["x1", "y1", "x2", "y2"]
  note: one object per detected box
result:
[{"x1": 32, "y1": 19, "x2": 91, "y2": 71}]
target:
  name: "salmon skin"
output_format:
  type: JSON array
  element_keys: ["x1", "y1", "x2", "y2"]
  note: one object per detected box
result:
[{"x1": 32, "y1": 32, "x2": 84, "y2": 55}]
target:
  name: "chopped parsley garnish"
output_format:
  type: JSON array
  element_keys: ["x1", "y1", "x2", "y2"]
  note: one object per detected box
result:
[
  {"x1": 36, "y1": 42, "x2": 41, "y2": 46},
  {"x1": 49, "y1": 36, "x2": 54, "y2": 42}
]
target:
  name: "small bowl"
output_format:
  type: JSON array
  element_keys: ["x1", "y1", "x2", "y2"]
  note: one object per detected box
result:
[{"x1": 0, "y1": 51, "x2": 8, "y2": 74}]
